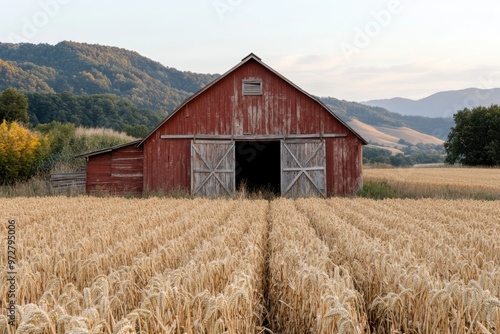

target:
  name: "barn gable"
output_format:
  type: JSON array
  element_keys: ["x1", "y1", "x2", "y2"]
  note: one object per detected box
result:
[{"x1": 140, "y1": 53, "x2": 367, "y2": 144}]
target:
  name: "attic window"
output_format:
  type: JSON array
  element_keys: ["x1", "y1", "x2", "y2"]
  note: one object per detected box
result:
[{"x1": 242, "y1": 79, "x2": 262, "y2": 96}]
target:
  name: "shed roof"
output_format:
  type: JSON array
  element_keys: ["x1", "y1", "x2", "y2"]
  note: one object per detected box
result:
[
  {"x1": 139, "y1": 53, "x2": 368, "y2": 145},
  {"x1": 76, "y1": 140, "x2": 142, "y2": 158}
]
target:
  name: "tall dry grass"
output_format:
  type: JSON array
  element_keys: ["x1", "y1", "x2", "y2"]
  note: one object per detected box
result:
[
  {"x1": 0, "y1": 177, "x2": 51, "y2": 197},
  {"x1": 74, "y1": 127, "x2": 137, "y2": 142}
]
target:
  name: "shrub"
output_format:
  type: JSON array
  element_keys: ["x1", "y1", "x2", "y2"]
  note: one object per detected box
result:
[{"x1": 0, "y1": 120, "x2": 50, "y2": 185}]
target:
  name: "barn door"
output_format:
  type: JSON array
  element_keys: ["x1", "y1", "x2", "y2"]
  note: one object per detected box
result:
[
  {"x1": 281, "y1": 140, "x2": 326, "y2": 197},
  {"x1": 191, "y1": 140, "x2": 235, "y2": 196}
]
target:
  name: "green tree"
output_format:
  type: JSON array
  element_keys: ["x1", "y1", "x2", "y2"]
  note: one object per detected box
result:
[
  {"x1": 0, "y1": 88, "x2": 29, "y2": 124},
  {"x1": 390, "y1": 153, "x2": 414, "y2": 167},
  {"x1": 27, "y1": 92, "x2": 163, "y2": 131},
  {"x1": 124, "y1": 124, "x2": 149, "y2": 138},
  {"x1": 35, "y1": 121, "x2": 77, "y2": 154},
  {"x1": 444, "y1": 105, "x2": 500, "y2": 166},
  {"x1": 363, "y1": 146, "x2": 392, "y2": 160}
]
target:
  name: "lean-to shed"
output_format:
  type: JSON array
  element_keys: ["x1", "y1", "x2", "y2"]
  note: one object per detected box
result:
[
  {"x1": 82, "y1": 53, "x2": 367, "y2": 197},
  {"x1": 82, "y1": 140, "x2": 144, "y2": 195}
]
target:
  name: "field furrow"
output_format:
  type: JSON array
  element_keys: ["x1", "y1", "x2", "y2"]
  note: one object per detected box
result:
[{"x1": 268, "y1": 199, "x2": 368, "y2": 333}]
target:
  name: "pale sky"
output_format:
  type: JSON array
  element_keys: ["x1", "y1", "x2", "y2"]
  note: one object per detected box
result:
[{"x1": 2, "y1": 0, "x2": 500, "y2": 101}]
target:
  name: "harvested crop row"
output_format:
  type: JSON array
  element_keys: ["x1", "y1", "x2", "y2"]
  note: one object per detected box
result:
[
  {"x1": 268, "y1": 199, "x2": 368, "y2": 333},
  {"x1": 1, "y1": 198, "x2": 233, "y2": 301},
  {"x1": 1, "y1": 197, "x2": 499, "y2": 334},
  {"x1": 296, "y1": 198, "x2": 500, "y2": 334},
  {"x1": 0, "y1": 198, "x2": 238, "y2": 333},
  {"x1": 129, "y1": 199, "x2": 268, "y2": 333},
  {"x1": 338, "y1": 199, "x2": 500, "y2": 280}
]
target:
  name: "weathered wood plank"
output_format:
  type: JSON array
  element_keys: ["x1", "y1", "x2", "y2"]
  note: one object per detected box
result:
[
  {"x1": 86, "y1": 143, "x2": 144, "y2": 195},
  {"x1": 191, "y1": 141, "x2": 235, "y2": 197},
  {"x1": 50, "y1": 172, "x2": 86, "y2": 195}
]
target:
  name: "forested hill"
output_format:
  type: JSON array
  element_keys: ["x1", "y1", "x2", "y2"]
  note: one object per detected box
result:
[
  {"x1": 0, "y1": 41, "x2": 218, "y2": 112},
  {"x1": 0, "y1": 41, "x2": 453, "y2": 139},
  {"x1": 26, "y1": 92, "x2": 164, "y2": 132}
]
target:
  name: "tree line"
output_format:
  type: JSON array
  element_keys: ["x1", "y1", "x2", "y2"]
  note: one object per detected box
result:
[
  {"x1": 363, "y1": 143, "x2": 446, "y2": 167},
  {"x1": 445, "y1": 105, "x2": 500, "y2": 166},
  {"x1": 0, "y1": 88, "x2": 152, "y2": 185},
  {"x1": 27, "y1": 91, "x2": 163, "y2": 132}
]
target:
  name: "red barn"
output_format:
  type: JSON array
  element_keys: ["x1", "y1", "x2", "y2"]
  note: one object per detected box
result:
[{"x1": 82, "y1": 54, "x2": 367, "y2": 197}]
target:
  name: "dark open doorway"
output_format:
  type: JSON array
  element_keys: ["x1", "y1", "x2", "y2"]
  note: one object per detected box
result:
[{"x1": 235, "y1": 141, "x2": 281, "y2": 194}]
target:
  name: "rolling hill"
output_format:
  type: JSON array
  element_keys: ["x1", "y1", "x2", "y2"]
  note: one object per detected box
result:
[
  {"x1": 320, "y1": 97, "x2": 453, "y2": 141},
  {"x1": 363, "y1": 88, "x2": 500, "y2": 117},
  {"x1": 0, "y1": 41, "x2": 218, "y2": 112},
  {"x1": 347, "y1": 119, "x2": 444, "y2": 154},
  {"x1": 0, "y1": 41, "x2": 450, "y2": 150}
]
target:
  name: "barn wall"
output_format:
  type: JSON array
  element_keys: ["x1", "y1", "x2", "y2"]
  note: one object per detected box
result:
[
  {"x1": 143, "y1": 59, "x2": 364, "y2": 195},
  {"x1": 143, "y1": 138, "x2": 190, "y2": 193},
  {"x1": 86, "y1": 145, "x2": 144, "y2": 195},
  {"x1": 326, "y1": 136, "x2": 363, "y2": 196},
  {"x1": 86, "y1": 152, "x2": 112, "y2": 193}
]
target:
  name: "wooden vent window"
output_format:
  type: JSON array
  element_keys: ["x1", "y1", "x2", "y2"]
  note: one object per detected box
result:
[{"x1": 242, "y1": 79, "x2": 262, "y2": 95}]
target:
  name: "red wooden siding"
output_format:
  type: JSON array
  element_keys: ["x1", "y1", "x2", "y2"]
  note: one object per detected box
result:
[
  {"x1": 86, "y1": 144, "x2": 144, "y2": 195},
  {"x1": 143, "y1": 58, "x2": 364, "y2": 195},
  {"x1": 143, "y1": 137, "x2": 190, "y2": 193}
]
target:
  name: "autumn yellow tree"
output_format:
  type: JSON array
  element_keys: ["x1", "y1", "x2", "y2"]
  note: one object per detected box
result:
[{"x1": 0, "y1": 120, "x2": 49, "y2": 185}]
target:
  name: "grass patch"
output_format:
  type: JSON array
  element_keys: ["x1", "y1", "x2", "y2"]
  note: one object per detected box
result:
[
  {"x1": 357, "y1": 180, "x2": 395, "y2": 199},
  {"x1": 0, "y1": 176, "x2": 51, "y2": 197},
  {"x1": 359, "y1": 178, "x2": 500, "y2": 200},
  {"x1": 142, "y1": 186, "x2": 192, "y2": 199}
]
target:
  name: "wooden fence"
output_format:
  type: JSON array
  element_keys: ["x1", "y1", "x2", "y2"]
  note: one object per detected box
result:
[{"x1": 50, "y1": 171, "x2": 86, "y2": 195}]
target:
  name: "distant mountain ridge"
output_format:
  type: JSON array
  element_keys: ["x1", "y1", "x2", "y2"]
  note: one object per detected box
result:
[{"x1": 363, "y1": 88, "x2": 500, "y2": 117}]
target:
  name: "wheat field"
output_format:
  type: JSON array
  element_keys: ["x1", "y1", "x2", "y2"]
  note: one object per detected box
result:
[
  {"x1": 364, "y1": 168, "x2": 500, "y2": 199},
  {"x1": 1, "y1": 197, "x2": 499, "y2": 333}
]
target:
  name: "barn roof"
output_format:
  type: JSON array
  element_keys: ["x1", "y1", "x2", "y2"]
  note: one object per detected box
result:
[
  {"x1": 139, "y1": 53, "x2": 368, "y2": 145},
  {"x1": 76, "y1": 140, "x2": 142, "y2": 158}
]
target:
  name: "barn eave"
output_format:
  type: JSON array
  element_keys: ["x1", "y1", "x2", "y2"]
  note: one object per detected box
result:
[{"x1": 76, "y1": 140, "x2": 142, "y2": 158}]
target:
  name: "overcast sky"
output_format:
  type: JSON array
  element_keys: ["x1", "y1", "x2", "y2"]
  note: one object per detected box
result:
[{"x1": 2, "y1": 0, "x2": 500, "y2": 101}]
